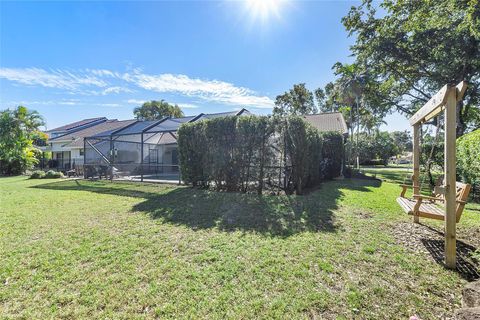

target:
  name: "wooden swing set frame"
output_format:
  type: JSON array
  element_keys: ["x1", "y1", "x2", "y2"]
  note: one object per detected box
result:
[{"x1": 397, "y1": 81, "x2": 469, "y2": 269}]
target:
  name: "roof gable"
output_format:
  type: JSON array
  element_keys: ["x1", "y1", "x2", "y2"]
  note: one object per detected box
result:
[{"x1": 303, "y1": 112, "x2": 348, "y2": 134}]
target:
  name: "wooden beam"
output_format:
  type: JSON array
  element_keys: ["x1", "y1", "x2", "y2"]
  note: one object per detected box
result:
[
  {"x1": 444, "y1": 87, "x2": 457, "y2": 269},
  {"x1": 456, "y1": 80, "x2": 467, "y2": 102},
  {"x1": 412, "y1": 124, "x2": 420, "y2": 223},
  {"x1": 409, "y1": 84, "x2": 449, "y2": 126}
]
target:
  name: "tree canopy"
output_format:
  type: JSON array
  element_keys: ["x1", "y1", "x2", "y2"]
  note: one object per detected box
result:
[
  {"x1": 273, "y1": 83, "x2": 318, "y2": 116},
  {"x1": 341, "y1": 0, "x2": 480, "y2": 135},
  {"x1": 133, "y1": 100, "x2": 184, "y2": 120},
  {"x1": 0, "y1": 106, "x2": 45, "y2": 175}
]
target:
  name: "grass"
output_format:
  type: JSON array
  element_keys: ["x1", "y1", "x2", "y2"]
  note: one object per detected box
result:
[{"x1": 1, "y1": 172, "x2": 479, "y2": 319}]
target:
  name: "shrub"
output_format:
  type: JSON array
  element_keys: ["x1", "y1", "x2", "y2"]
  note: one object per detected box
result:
[
  {"x1": 30, "y1": 170, "x2": 46, "y2": 179},
  {"x1": 44, "y1": 170, "x2": 64, "y2": 179},
  {"x1": 321, "y1": 132, "x2": 344, "y2": 179},
  {"x1": 354, "y1": 132, "x2": 398, "y2": 165},
  {"x1": 178, "y1": 115, "x2": 344, "y2": 194},
  {"x1": 457, "y1": 129, "x2": 480, "y2": 185}
]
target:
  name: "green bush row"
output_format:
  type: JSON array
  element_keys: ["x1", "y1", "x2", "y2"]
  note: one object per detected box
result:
[
  {"x1": 30, "y1": 170, "x2": 64, "y2": 179},
  {"x1": 177, "y1": 115, "x2": 344, "y2": 194},
  {"x1": 457, "y1": 129, "x2": 480, "y2": 185}
]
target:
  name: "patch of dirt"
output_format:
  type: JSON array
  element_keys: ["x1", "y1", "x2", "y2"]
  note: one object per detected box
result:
[
  {"x1": 390, "y1": 221, "x2": 479, "y2": 281},
  {"x1": 353, "y1": 209, "x2": 373, "y2": 219}
]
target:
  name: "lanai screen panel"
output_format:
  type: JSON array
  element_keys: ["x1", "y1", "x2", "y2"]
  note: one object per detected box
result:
[{"x1": 84, "y1": 118, "x2": 183, "y2": 181}]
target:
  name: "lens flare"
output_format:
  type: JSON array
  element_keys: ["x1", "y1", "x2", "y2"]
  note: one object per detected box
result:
[{"x1": 245, "y1": 0, "x2": 283, "y2": 23}]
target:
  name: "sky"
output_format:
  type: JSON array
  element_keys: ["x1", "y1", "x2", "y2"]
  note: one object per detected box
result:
[{"x1": 0, "y1": 0, "x2": 410, "y2": 132}]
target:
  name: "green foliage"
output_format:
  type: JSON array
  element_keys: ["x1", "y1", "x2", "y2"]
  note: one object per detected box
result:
[
  {"x1": 44, "y1": 170, "x2": 64, "y2": 179},
  {"x1": 457, "y1": 129, "x2": 480, "y2": 185},
  {"x1": 32, "y1": 130, "x2": 48, "y2": 147},
  {"x1": 273, "y1": 83, "x2": 318, "y2": 116},
  {"x1": 178, "y1": 115, "x2": 344, "y2": 194},
  {"x1": 355, "y1": 132, "x2": 398, "y2": 165},
  {"x1": 30, "y1": 170, "x2": 63, "y2": 179},
  {"x1": 177, "y1": 121, "x2": 208, "y2": 187},
  {"x1": 317, "y1": 63, "x2": 388, "y2": 137},
  {"x1": 391, "y1": 131, "x2": 412, "y2": 154},
  {"x1": 30, "y1": 170, "x2": 46, "y2": 179},
  {"x1": 133, "y1": 100, "x2": 184, "y2": 120},
  {"x1": 341, "y1": 0, "x2": 480, "y2": 134},
  {"x1": 0, "y1": 106, "x2": 45, "y2": 175},
  {"x1": 321, "y1": 132, "x2": 345, "y2": 179}
]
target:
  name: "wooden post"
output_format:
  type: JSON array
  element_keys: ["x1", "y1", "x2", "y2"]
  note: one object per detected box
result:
[
  {"x1": 83, "y1": 138, "x2": 87, "y2": 179},
  {"x1": 412, "y1": 123, "x2": 421, "y2": 223},
  {"x1": 444, "y1": 87, "x2": 457, "y2": 269},
  {"x1": 109, "y1": 136, "x2": 114, "y2": 181},
  {"x1": 140, "y1": 133, "x2": 144, "y2": 182}
]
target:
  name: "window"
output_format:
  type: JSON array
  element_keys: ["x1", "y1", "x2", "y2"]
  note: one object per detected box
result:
[{"x1": 79, "y1": 149, "x2": 84, "y2": 156}]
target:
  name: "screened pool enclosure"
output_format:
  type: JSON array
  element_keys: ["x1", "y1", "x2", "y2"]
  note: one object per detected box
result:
[
  {"x1": 83, "y1": 110, "x2": 249, "y2": 182},
  {"x1": 84, "y1": 116, "x2": 195, "y2": 182}
]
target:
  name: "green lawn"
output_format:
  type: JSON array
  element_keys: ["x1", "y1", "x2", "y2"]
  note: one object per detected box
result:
[{"x1": 1, "y1": 174, "x2": 479, "y2": 319}]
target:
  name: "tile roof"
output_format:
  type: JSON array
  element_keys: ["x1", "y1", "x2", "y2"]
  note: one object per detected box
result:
[
  {"x1": 51, "y1": 119, "x2": 137, "y2": 148},
  {"x1": 46, "y1": 117, "x2": 107, "y2": 133},
  {"x1": 304, "y1": 112, "x2": 348, "y2": 134}
]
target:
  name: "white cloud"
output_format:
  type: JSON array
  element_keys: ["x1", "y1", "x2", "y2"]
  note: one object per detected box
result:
[
  {"x1": 4, "y1": 99, "x2": 81, "y2": 106},
  {"x1": 126, "y1": 72, "x2": 274, "y2": 108},
  {"x1": 101, "y1": 86, "x2": 133, "y2": 95},
  {"x1": 0, "y1": 67, "x2": 275, "y2": 109},
  {"x1": 97, "y1": 103, "x2": 123, "y2": 107},
  {"x1": 0, "y1": 67, "x2": 107, "y2": 90},
  {"x1": 126, "y1": 99, "x2": 145, "y2": 105},
  {"x1": 87, "y1": 69, "x2": 121, "y2": 78},
  {"x1": 177, "y1": 103, "x2": 199, "y2": 109}
]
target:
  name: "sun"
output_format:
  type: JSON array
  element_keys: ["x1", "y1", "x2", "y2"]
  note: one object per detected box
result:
[{"x1": 245, "y1": 0, "x2": 283, "y2": 23}]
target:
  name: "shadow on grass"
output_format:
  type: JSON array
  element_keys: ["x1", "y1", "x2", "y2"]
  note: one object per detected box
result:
[
  {"x1": 419, "y1": 224, "x2": 479, "y2": 281},
  {"x1": 421, "y1": 239, "x2": 479, "y2": 281},
  {"x1": 31, "y1": 178, "x2": 381, "y2": 237}
]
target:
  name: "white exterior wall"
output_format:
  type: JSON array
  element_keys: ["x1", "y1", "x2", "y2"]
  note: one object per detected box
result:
[{"x1": 71, "y1": 148, "x2": 84, "y2": 165}]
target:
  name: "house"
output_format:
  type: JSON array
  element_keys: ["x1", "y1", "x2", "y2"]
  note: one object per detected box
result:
[
  {"x1": 45, "y1": 119, "x2": 137, "y2": 170},
  {"x1": 303, "y1": 112, "x2": 349, "y2": 136},
  {"x1": 83, "y1": 109, "x2": 250, "y2": 180},
  {"x1": 45, "y1": 117, "x2": 108, "y2": 139},
  {"x1": 44, "y1": 109, "x2": 251, "y2": 174}
]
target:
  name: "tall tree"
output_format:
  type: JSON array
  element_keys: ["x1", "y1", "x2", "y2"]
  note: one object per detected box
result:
[
  {"x1": 133, "y1": 100, "x2": 184, "y2": 120},
  {"x1": 0, "y1": 106, "x2": 45, "y2": 175},
  {"x1": 342, "y1": 0, "x2": 480, "y2": 135},
  {"x1": 391, "y1": 130, "x2": 413, "y2": 154},
  {"x1": 273, "y1": 83, "x2": 318, "y2": 116}
]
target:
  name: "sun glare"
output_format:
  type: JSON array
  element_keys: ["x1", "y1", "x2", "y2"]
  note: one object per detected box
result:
[{"x1": 245, "y1": 0, "x2": 283, "y2": 23}]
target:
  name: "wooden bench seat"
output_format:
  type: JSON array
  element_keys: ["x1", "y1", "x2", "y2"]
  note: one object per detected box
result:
[
  {"x1": 397, "y1": 181, "x2": 471, "y2": 223},
  {"x1": 396, "y1": 197, "x2": 445, "y2": 221}
]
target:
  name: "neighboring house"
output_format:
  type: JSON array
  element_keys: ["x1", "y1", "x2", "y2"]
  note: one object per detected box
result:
[
  {"x1": 46, "y1": 119, "x2": 136, "y2": 170},
  {"x1": 45, "y1": 109, "x2": 250, "y2": 173},
  {"x1": 45, "y1": 117, "x2": 108, "y2": 139},
  {"x1": 83, "y1": 109, "x2": 250, "y2": 178},
  {"x1": 303, "y1": 112, "x2": 349, "y2": 136}
]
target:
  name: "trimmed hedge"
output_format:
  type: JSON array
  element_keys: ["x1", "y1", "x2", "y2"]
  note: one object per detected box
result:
[
  {"x1": 457, "y1": 129, "x2": 480, "y2": 185},
  {"x1": 178, "y1": 115, "x2": 344, "y2": 194}
]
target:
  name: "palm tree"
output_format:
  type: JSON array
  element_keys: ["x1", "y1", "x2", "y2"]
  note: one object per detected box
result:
[
  {"x1": 12, "y1": 106, "x2": 45, "y2": 133},
  {"x1": 332, "y1": 63, "x2": 368, "y2": 169},
  {"x1": 360, "y1": 110, "x2": 386, "y2": 134}
]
